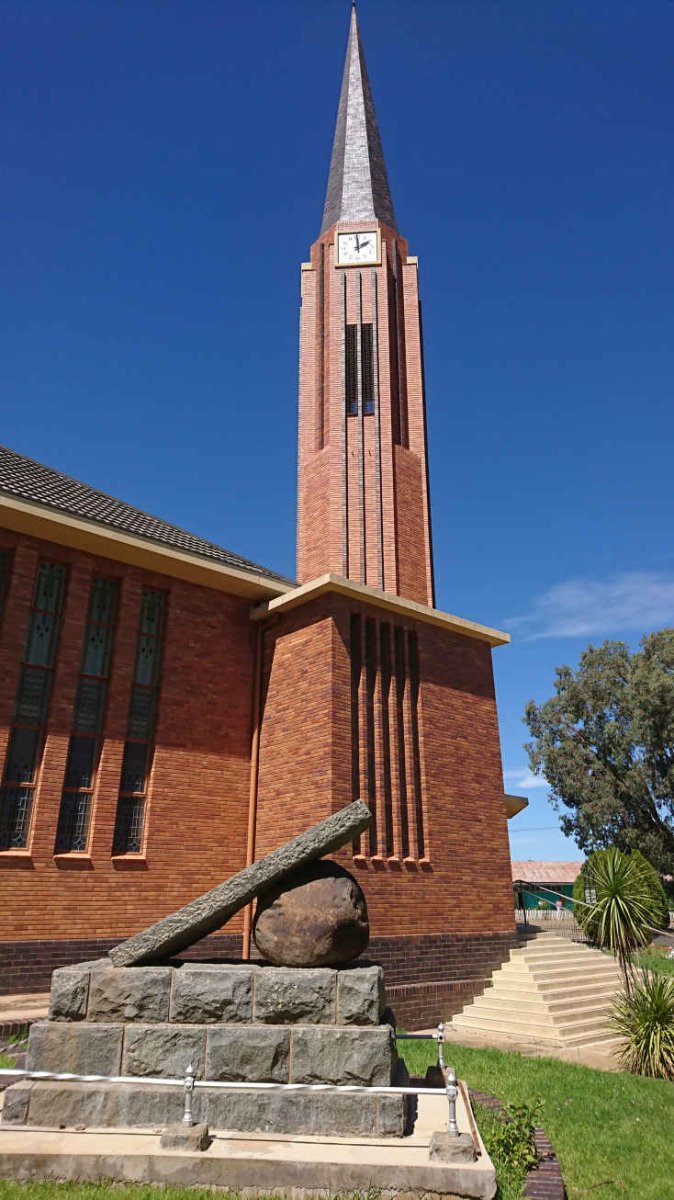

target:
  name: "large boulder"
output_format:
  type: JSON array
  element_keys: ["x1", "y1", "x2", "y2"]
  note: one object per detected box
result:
[{"x1": 253, "y1": 861, "x2": 369, "y2": 967}]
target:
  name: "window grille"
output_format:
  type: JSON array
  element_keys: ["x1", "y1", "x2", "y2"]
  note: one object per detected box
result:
[
  {"x1": 54, "y1": 577, "x2": 118, "y2": 854},
  {"x1": 0, "y1": 561, "x2": 67, "y2": 849},
  {"x1": 345, "y1": 323, "x2": 375, "y2": 417},
  {"x1": 361, "y1": 324, "x2": 374, "y2": 415},
  {"x1": 345, "y1": 324, "x2": 358, "y2": 416},
  {"x1": 112, "y1": 589, "x2": 166, "y2": 855}
]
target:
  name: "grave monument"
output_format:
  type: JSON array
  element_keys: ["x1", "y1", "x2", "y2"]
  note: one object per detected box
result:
[{"x1": 3, "y1": 801, "x2": 411, "y2": 1137}]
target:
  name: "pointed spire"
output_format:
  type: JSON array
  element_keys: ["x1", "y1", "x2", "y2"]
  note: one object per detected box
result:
[{"x1": 321, "y1": 5, "x2": 397, "y2": 234}]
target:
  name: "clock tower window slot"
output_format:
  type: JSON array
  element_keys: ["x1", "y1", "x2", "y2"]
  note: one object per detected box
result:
[
  {"x1": 345, "y1": 324, "x2": 358, "y2": 416},
  {"x1": 361, "y1": 324, "x2": 375, "y2": 415},
  {"x1": 345, "y1": 323, "x2": 375, "y2": 417}
]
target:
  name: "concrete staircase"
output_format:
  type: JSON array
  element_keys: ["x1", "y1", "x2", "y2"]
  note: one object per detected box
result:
[{"x1": 449, "y1": 931, "x2": 624, "y2": 1050}]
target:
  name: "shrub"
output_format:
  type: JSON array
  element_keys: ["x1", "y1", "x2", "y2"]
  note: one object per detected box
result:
[
  {"x1": 612, "y1": 971, "x2": 674, "y2": 1081},
  {"x1": 481, "y1": 1099, "x2": 541, "y2": 1174},
  {"x1": 630, "y1": 851, "x2": 670, "y2": 931},
  {"x1": 573, "y1": 848, "x2": 667, "y2": 992}
]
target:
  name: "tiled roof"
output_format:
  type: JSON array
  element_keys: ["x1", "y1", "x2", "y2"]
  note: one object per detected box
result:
[
  {"x1": 0, "y1": 444, "x2": 293, "y2": 587},
  {"x1": 511, "y1": 861, "x2": 584, "y2": 884}
]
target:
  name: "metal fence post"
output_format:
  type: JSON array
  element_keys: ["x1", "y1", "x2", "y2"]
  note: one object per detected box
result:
[
  {"x1": 182, "y1": 1062, "x2": 196, "y2": 1126},
  {"x1": 445, "y1": 1065, "x2": 459, "y2": 1137}
]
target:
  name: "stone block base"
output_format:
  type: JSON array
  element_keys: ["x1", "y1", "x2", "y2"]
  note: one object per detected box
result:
[
  {"x1": 26, "y1": 1019, "x2": 395, "y2": 1088},
  {"x1": 429, "y1": 1131, "x2": 476, "y2": 1163},
  {"x1": 159, "y1": 1123, "x2": 211, "y2": 1151},
  {"x1": 3, "y1": 1080, "x2": 408, "y2": 1138}
]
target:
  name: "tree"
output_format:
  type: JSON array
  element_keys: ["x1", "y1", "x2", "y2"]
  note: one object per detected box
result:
[
  {"x1": 573, "y1": 848, "x2": 665, "y2": 993},
  {"x1": 524, "y1": 631, "x2": 674, "y2": 873}
]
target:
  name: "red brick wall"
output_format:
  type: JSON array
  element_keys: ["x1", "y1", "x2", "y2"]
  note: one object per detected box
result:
[
  {"x1": 0, "y1": 529, "x2": 255, "y2": 944},
  {"x1": 0, "y1": 532, "x2": 514, "y2": 1004},
  {"x1": 256, "y1": 594, "x2": 514, "y2": 942}
]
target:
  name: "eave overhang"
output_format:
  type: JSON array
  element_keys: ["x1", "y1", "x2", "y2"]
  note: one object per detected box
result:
[
  {"x1": 0, "y1": 492, "x2": 293, "y2": 601},
  {"x1": 251, "y1": 573, "x2": 510, "y2": 647},
  {"x1": 505, "y1": 793, "x2": 529, "y2": 819}
]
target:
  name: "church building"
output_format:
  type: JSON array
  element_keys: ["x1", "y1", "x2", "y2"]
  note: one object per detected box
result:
[{"x1": 0, "y1": 8, "x2": 522, "y2": 1026}]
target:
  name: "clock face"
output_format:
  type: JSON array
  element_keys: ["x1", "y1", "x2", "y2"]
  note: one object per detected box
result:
[{"x1": 336, "y1": 230, "x2": 379, "y2": 265}]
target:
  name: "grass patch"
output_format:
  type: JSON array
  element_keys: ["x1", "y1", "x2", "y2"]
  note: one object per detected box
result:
[
  {"x1": 400, "y1": 1037, "x2": 673, "y2": 1200},
  {"x1": 473, "y1": 1103, "x2": 529, "y2": 1200},
  {"x1": 0, "y1": 1055, "x2": 16, "y2": 1069},
  {"x1": 635, "y1": 947, "x2": 674, "y2": 977}
]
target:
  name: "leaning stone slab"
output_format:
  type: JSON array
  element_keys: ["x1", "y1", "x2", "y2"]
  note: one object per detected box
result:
[
  {"x1": 170, "y1": 964, "x2": 254, "y2": 1023},
  {"x1": 289, "y1": 1025, "x2": 394, "y2": 1087},
  {"x1": 122, "y1": 1025, "x2": 206, "y2": 1079},
  {"x1": 253, "y1": 967, "x2": 336, "y2": 1024},
  {"x1": 87, "y1": 966, "x2": 172, "y2": 1022},
  {"x1": 206, "y1": 1025, "x2": 289, "y2": 1082},
  {"x1": 109, "y1": 799, "x2": 371, "y2": 966},
  {"x1": 27, "y1": 1021, "x2": 123, "y2": 1077}
]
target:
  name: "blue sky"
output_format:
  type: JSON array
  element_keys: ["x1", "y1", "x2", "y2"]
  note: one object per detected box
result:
[{"x1": 3, "y1": 1, "x2": 673, "y2": 863}]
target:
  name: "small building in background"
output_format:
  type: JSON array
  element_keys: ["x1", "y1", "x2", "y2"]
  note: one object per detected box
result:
[{"x1": 512, "y1": 861, "x2": 584, "y2": 911}]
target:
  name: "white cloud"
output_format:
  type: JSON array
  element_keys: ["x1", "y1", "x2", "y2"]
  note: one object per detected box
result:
[
  {"x1": 505, "y1": 572, "x2": 674, "y2": 641},
  {"x1": 503, "y1": 768, "x2": 548, "y2": 791}
]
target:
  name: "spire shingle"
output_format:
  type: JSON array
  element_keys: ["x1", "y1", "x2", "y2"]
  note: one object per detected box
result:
[{"x1": 321, "y1": 6, "x2": 396, "y2": 234}]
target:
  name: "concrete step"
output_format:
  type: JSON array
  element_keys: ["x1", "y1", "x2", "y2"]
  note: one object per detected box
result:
[
  {"x1": 500, "y1": 963, "x2": 621, "y2": 984},
  {"x1": 451, "y1": 1011, "x2": 613, "y2": 1044},
  {"x1": 449, "y1": 930, "x2": 626, "y2": 1051},
  {"x1": 573, "y1": 1033, "x2": 623, "y2": 1050},
  {"x1": 512, "y1": 946, "x2": 598, "y2": 964},
  {"x1": 466, "y1": 999, "x2": 613, "y2": 1033},
  {"x1": 450, "y1": 1014, "x2": 565, "y2": 1041},
  {"x1": 468, "y1": 995, "x2": 616, "y2": 1020},
  {"x1": 483, "y1": 981, "x2": 619, "y2": 1004}
]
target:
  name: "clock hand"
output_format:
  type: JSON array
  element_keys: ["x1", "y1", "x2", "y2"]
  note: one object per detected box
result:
[{"x1": 354, "y1": 235, "x2": 361, "y2": 252}]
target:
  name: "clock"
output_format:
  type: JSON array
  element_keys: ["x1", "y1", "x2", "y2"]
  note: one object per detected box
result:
[{"x1": 335, "y1": 229, "x2": 380, "y2": 266}]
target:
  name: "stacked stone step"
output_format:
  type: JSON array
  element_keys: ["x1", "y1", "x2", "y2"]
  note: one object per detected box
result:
[
  {"x1": 450, "y1": 931, "x2": 623, "y2": 1048},
  {"x1": 3, "y1": 959, "x2": 407, "y2": 1137}
]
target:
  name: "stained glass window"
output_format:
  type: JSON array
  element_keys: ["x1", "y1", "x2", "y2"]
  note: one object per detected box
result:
[
  {"x1": 112, "y1": 589, "x2": 166, "y2": 856},
  {"x1": 0, "y1": 560, "x2": 67, "y2": 850},
  {"x1": 54, "y1": 576, "x2": 119, "y2": 854}
]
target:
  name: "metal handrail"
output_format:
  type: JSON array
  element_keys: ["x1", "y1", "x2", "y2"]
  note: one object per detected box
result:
[{"x1": 0, "y1": 1067, "x2": 444, "y2": 1096}]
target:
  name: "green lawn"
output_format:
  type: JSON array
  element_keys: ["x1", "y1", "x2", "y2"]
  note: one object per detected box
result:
[
  {"x1": 635, "y1": 946, "x2": 674, "y2": 977},
  {"x1": 400, "y1": 1038, "x2": 674, "y2": 1200}
]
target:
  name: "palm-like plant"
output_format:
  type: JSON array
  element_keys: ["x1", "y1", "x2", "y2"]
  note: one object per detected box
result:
[
  {"x1": 612, "y1": 972, "x2": 674, "y2": 1080},
  {"x1": 575, "y1": 848, "x2": 663, "y2": 995}
]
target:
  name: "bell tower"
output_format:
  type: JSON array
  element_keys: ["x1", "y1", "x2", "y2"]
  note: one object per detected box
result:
[{"x1": 296, "y1": 5, "x2": 435, "y2": 608}]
